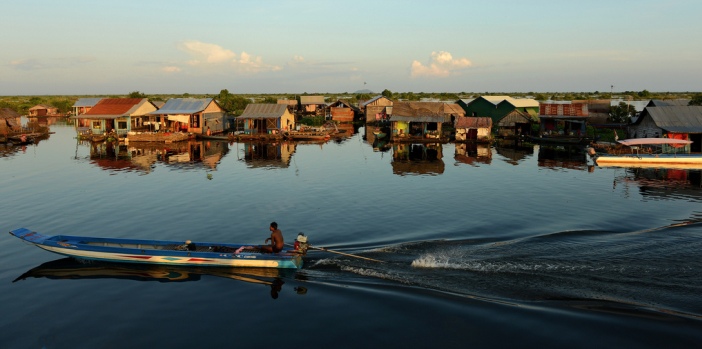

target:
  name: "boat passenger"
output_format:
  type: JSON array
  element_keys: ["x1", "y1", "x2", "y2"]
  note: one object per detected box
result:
[{"x1": 261, "y1": 221, "x2": 284, "y2": 253}]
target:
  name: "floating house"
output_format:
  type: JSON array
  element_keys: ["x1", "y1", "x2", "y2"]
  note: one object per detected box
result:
[
  {"x1": 299, "y1": 96, "x2": 325, "y2": 116},
  {"x1": 454, "y1": 116, "x2": 492, "y2": 142},
  {"x1": 535, "y1": 101, "x2": 589, "y2": 142},
  {"x1": 237, "y1": 104, "x2": 295, "y2": 136},
  {"x1": 28, "y1": 104, "x2": 59, "y2": 117},
  {"x1": 72, "y1": 98, "x2": 158, "y2": 138},
  {"x1": 72, "y1": 98, "x2": 103, "y2": 116},
  {"x1": 325, "y1": 99, "x2": 359, "y2": 123},
  {"x1": 361, "y1": 96, "x2": 393, "y2": 124},
  {"x1": 459, "y1": 96, "x2": 539, "y2": 124},
  {"x1": 628, "y1": 106, "x2": 702, "y2": 152},
  {"x1": 496, "y1": 109, "x2": 538, "y2": 139},
  {"x1": 390, "y1": 102, "x2": 457, "y2": 142},
  {"x1": 147, "y1": 98, "x2": 225, "y2": 135}
]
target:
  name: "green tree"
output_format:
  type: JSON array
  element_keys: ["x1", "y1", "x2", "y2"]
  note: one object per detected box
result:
[
  {"x1": 609, "y1": 102, "x2": 636, "y2": 123},
  {"x1": 381, "y1": 89, "x2": 393, "y2": 98},
  {"x1": 128, "y1": 91, "x2": 147, "y2": 98},
  {"x1": 689, "y1": 93, "x2": 702, "y2": 106},
  {"x1": 637, "y1": 89, "x2": 651, "y2": 98}
]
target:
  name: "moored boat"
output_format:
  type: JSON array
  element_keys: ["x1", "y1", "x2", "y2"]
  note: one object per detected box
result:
[
  {"x1": 9, "y1": 228, "x2": 308, "y2": 269},
  {"x1": 591, "y1": 138, "x2": 702, "y2": 168}
]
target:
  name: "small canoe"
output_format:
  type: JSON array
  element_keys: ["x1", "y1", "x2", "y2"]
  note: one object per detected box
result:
[{"x1": 9, "y1": 228, "x2": 305, "y2": 269}]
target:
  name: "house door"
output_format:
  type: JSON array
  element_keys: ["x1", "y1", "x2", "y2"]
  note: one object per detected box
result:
[
  {"x1": 467, "y1": 129, "x2": 478, "y2": 140},
  {"x1": 691, "y1": 134, "x2": 702, "y2": 153}
]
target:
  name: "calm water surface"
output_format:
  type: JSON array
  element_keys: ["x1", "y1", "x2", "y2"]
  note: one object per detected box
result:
[{"x1": 1, "y1": 121, "x2": 701, "y2": 348}]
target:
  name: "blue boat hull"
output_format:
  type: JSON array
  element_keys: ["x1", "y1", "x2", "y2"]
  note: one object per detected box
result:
[{"x1": 9, "y1": 228, "x2": 303, "y2": 269}]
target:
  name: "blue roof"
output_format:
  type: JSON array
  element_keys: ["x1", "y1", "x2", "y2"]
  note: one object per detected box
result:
[
  {"x1": 150, "y1": 98, "x2": 213, "y2": 114},
  {"x1": 72, "y1": 98, "x2": 103, "y2": 107}
]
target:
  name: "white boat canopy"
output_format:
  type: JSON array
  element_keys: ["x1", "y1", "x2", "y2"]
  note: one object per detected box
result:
[{"x1": 618, "y1": 138, "x2": 693, "y2": 146}]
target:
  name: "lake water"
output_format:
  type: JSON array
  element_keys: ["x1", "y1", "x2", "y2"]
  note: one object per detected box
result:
[{"x1": 1, "y1": 120, "x2": 701, "y2": 348}]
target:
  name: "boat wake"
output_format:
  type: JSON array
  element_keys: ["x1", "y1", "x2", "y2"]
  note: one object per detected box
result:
[{"x1": 307, "y1": 223, "x2": 702, "y2": 321}]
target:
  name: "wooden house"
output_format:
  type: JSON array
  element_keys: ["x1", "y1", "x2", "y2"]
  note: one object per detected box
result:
[
  {"x1": 627, "y1": 106, "x2": 702, "y2": 152},
  {"x1": 299, "y1": 96, "x2": 325, "y2": 116},
  {"x1": 237, "y1": 104, "x2": 295, "y2": 136},
  {"x1": 459, "y1": 96, "x2": 539, "y2": 124},
  {"x1": 72, "y1": 98, "x2": 158, "y2": 137},
  {"x1": 72, "y1": 98, "x2": 103, "y2": 116},
  {"x1": 148, "y1": 98, "x2": 225, "y2": 135},
  {"x1": 361, "y1": 96, "x2": 393, "y2": 123},
  {"x1": 496, "y1": 109, "x2": 538, "y2": 139},
  {"x1": 28, "y1": 104, "x2": 59, "y2": 117},
  {"x1": 325, "y1": 99, "x2": 359, "y2": 123},
  {"x1": 454, "y1": 117, "x2": 492, "y2": 142},
  {"x1": 389, "y1": 102, "x2": 455, "y2": 142},
  {"x1": 537, "y1": 101, "x2": 589, "y2": 140}
]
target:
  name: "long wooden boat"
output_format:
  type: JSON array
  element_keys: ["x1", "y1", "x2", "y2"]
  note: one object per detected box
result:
[
  {"x1": 9, "y1": 228, "x2": 305, "y2": 269},
  {"x1": 593, "y1": 138, "x2": 702, "y2": 168}
]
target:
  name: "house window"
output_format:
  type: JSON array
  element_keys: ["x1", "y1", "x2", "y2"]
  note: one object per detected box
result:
[
  {"x1": 191, "y1": 114, "x2": 200, "y2": 128},
  {"x1": 117, "y1": 121, "x2": 128, "y2": 129},
  {"x1": 92, "y1": 121, "x2": 101, "y2": 129}
]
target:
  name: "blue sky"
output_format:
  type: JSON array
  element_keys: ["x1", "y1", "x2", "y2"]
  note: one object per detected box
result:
[{"x1": 2, "y1": 0, "x2": 701, "y2": 95}]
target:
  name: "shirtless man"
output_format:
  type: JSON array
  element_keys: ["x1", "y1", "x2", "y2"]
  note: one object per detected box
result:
[{"x1": 261, "y1": 222, "x2": 284, "y2": 253}]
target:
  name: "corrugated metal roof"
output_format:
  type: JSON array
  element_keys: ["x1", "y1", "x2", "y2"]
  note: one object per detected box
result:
[
  {"x1": 361, "y1": 95, "x2": 386, "y2": 107},
  {"x1": 150, "y1": 98, "x2": 212, "y2": 114},
  {"x1": 238, "y1": 104, "x2": 289, "y2": 119},
  {"x1": 455, "y1": 116, "x2": 492, "y2": 128},
  {"x1": 391, "y1": 101, "x2": 451, "y2": 123},
  {"x1": 72, "y1": 98, "x2": 103, "y2": 107},
  {"x1": 647, "y1": 99, "x2": 690, "y2": 107},
  {"x1": 643, "y1": 106, "x2": 702, "y2": 133},
  {"x1": 300, "y1": 96, "x2": 325, "y2": 105},
  {"x1": 478, "y1": 96, "x2": 539, "y2": 108}
]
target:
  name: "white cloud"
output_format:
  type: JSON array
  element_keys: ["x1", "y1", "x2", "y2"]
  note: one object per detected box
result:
[
  {"x1": 177, "y1": 40, "x2": 281, "y2": 73},
  {"x1": 162, "y1": 66, "x2": 182, "y2": 73},
  {"x1": 410, "y1": 51, "x2": 472, "y2": 78}
]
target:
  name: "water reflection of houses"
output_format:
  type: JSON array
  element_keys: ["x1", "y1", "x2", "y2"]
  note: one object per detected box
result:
[
  {"x1": 537, "y1": 144, "x2": 589, "y2": 171},
  {"x1": 392, "y1": 143, "x2": 444, "y2": 175},
  {"x1": 454, "y1": 143, "x2": 492, "y2": 166},
  {"x1": 614, "y1": 168, "x2": 702, "y2": 202},
  {"x1": 239, "y1": 142, "x2": 296, "y2": 169},
  {"x1": 494, "y1": 140, "x2": 534, "y2": 166},
  {"x1": 84, "y1": 140, "x2": 228, "y2": 173}
]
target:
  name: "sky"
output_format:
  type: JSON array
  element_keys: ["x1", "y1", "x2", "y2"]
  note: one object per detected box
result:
[{"x1": 2, "y1": 0, "x2": 701, "y2": 95}]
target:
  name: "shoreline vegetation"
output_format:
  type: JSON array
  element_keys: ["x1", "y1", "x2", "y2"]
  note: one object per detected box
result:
[{"x1": 2, "y1": 90, "x2": 700, "y2": 116}]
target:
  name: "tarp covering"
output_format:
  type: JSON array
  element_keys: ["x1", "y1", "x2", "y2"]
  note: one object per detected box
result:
[
  {"x1": 618, "y1": 138, "x2": 693, "y2": 146},
  {"x1": 167, "y1": 114, "x2": 190, "y2": 123}
]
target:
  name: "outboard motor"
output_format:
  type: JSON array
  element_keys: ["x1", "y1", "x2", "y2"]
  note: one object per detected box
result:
[{"x1": 294, "y1": 233, "x2": 309, "y2": 255}]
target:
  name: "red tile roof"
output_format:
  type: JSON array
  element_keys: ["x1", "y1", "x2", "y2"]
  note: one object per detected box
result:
[{"x1": 84, "y1": 98, "x2": 144, "y2": 116}]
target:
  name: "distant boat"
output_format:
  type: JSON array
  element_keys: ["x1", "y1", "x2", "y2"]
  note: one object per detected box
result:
[
  {"x1": 592, "y1": 138, "x2": 702, "y2": 168},
  {"x1": 9, "y1": 228, "x2": 307, "y2": 269}
]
